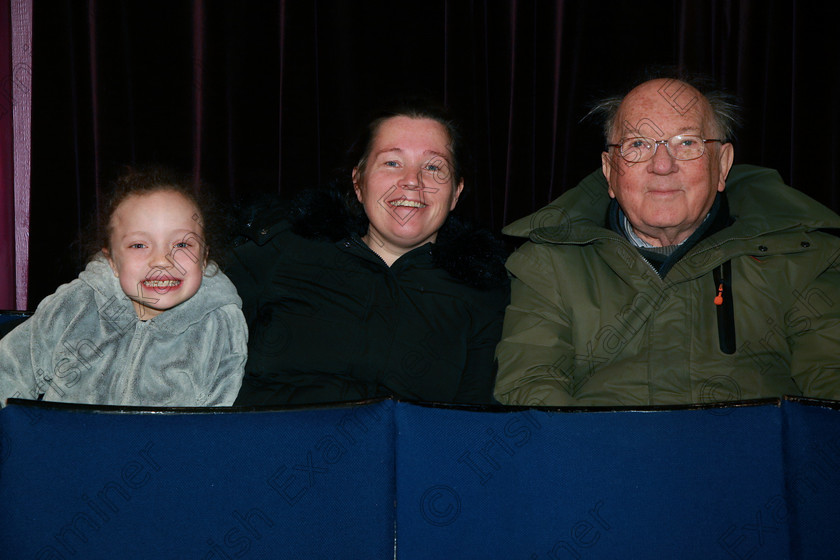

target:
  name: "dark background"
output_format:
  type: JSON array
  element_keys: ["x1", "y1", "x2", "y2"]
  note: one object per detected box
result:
[{"x1": 28, "y1": 0, "x2": 840, "y2": 307}]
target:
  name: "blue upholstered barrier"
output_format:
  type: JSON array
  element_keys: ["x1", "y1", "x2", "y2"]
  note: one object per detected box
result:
[
  {"x1": 0, "y1": 310, "x2": 30, "y2": 324},
  {"x1": 781, "y1": 399, "x2": 840, "y2": 558},
  {"x1": 0, "y1": 397, "x2": 838, "y2": 559},
  {"x1": 395, "y1": 401, "x2": 793, "y2": 559},
  {"x1": 0, "y1": 310, "x2": 31, "y2": 338},
  {"x1": 0, "y1": 400, "x2": 395, "y2": 559}
]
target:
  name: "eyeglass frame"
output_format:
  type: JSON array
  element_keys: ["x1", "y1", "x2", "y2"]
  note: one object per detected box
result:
[{"x1": 606, "y1": 135, "x2": 726, "y2": 162}]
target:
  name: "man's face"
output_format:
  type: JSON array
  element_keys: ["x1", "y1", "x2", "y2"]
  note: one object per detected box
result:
[{"x1": 600, "y1": 79, "x2": 734, "y2": 246}]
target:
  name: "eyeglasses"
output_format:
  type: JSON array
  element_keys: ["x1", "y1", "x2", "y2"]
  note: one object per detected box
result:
[{"x1": 606, "y1": 135, "x2": 724, "y2": 162}]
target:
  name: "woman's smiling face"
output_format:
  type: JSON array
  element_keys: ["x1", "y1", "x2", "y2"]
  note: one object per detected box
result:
[
  {"x1": 105, "y1": 190, "x2": 207, "y2": 320},
  {"x1": 353, "y1": 116, "x2": 463, "y2": 265}
]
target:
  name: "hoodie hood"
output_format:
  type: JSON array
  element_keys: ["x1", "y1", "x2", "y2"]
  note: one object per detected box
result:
[{"x1": 81, "y1": 255, "x2": 242, "y2": 336}]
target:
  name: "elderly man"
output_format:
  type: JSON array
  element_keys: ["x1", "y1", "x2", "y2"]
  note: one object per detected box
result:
[{"x1": 495, "y1": 77, "x2": 840, "y2": 406}]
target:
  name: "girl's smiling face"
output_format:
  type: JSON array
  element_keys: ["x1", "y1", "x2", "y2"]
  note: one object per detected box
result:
[{"x1": 104, "y1": 190, "x2": 207, "y2": 320}]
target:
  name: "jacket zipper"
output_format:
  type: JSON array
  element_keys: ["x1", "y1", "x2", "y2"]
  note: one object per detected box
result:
[{"x1": 713, "y1": 261, "x2": 736, "y2": 354}]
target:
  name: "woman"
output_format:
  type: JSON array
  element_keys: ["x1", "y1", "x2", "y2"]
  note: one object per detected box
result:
[{"x1": 229, "y1": 103, "x2": 509, "y2": 405}]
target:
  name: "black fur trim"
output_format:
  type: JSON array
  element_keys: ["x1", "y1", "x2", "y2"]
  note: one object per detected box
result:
[
  {"x1": 431, "y1": 218, "x2": 509, "y2": 290},
  {"x1": 285, "y1": 188, "x2": 509, "y2": 289},
  {"x1": 230, "y1": 194, "x2": 289, "y2": 247},
  {"x1": 288, "y1": 188, "x2": 368, "y2": 241}
]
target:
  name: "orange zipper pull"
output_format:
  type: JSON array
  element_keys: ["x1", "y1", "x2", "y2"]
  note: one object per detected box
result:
[{"x1": 714, "y1": 283, "x2": 724, "y2": 306}]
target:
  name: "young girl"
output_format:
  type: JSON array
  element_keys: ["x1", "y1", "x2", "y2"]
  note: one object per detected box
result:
[{"x1": 0, "y1": 167, "x2": 247, "y2": 407}]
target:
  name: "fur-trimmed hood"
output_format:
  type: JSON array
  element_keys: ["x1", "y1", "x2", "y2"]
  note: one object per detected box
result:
[{"x1": 237, "y1": 188, "x2": 510, "y2": 290}]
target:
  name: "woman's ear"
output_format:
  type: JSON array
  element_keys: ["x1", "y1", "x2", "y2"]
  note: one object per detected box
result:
[
  {"x1": 450, "y1": 179, "x2": 464, "y2": 211},
  {"x1": 352, "y1": 167, "x2": 363, "y2": 203}
]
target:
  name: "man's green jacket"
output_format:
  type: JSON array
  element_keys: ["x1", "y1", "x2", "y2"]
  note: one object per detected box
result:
[{"x1": 495, "y1": 165, "x2": 840, "y2": 406}]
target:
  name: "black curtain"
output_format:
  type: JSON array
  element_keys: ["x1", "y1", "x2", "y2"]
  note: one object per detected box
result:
[{"x1": 29, "y1": 0, "x2": 840, "y2": 307}]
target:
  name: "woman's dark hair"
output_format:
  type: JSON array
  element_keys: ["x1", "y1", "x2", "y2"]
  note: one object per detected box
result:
[
  {"x1": 343, "y1": 99, "x2": 469, "y2": 219},
  {"x1": 85, "y1": 166, "x2": 226, "y2": 268}
]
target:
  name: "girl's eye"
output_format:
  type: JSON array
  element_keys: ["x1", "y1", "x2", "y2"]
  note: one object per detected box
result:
[
  {"x1": 424, "y1": 163, "x2": 441, "y2": 172},
  {"x1": 174, "y1": 242, "x2": 190, "y2": 248},
  {"x1": 129, "y1": 243, "x2": 146, "y2": 249},
  {"x1": 384, "y1": 161, "x2": 399, "y2": 167}
]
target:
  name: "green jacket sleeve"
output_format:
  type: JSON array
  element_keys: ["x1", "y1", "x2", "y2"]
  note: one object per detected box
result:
[
  {"x1": 494, "y1": 243, "x2": 578, "y2": 406},
  {"x1": 788, "y1": 244, "x2": 840, "y2": 399}
]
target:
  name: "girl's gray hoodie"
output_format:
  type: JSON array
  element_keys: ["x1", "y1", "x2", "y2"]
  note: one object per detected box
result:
[{"x1": 0, "y1": 255, "x2": 247, "y2": 407}]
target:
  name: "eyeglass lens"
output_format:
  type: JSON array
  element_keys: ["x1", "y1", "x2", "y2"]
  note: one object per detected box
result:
[{"x1": 620, "y1": 136, "x2": 706, "y2": 162}]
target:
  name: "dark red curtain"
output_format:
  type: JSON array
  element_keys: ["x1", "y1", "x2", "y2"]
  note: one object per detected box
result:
[
  {"x1": 0, "y1": 0, "x2": 14, "y2": 308},
  {"x1": 28, "y1": 0, "x2": 840, "y2": 307}
]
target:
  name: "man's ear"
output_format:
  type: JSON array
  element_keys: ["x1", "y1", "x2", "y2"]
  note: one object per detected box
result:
[
  {"x1": 352, "y1": 168, "x2": 363, "y2": 203},
  {"x1": 601, "y1": 151, "x2": 617, "y2": 199},
  {"x1": 450, "y1": 179, "x2": 464, "y2": 211},
  {"x1": 716, "y1": 142, "x2": 735, "y2": 192}
]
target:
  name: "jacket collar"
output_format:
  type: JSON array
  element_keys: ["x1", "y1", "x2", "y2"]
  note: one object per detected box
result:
[{"x1": 504, "y1": 165, "x2": 840, "y2": 246}]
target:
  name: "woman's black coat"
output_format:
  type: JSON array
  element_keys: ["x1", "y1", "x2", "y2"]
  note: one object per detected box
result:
[{"x1": 227, "y1": 189, "x2": 510, "y2": 406}]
